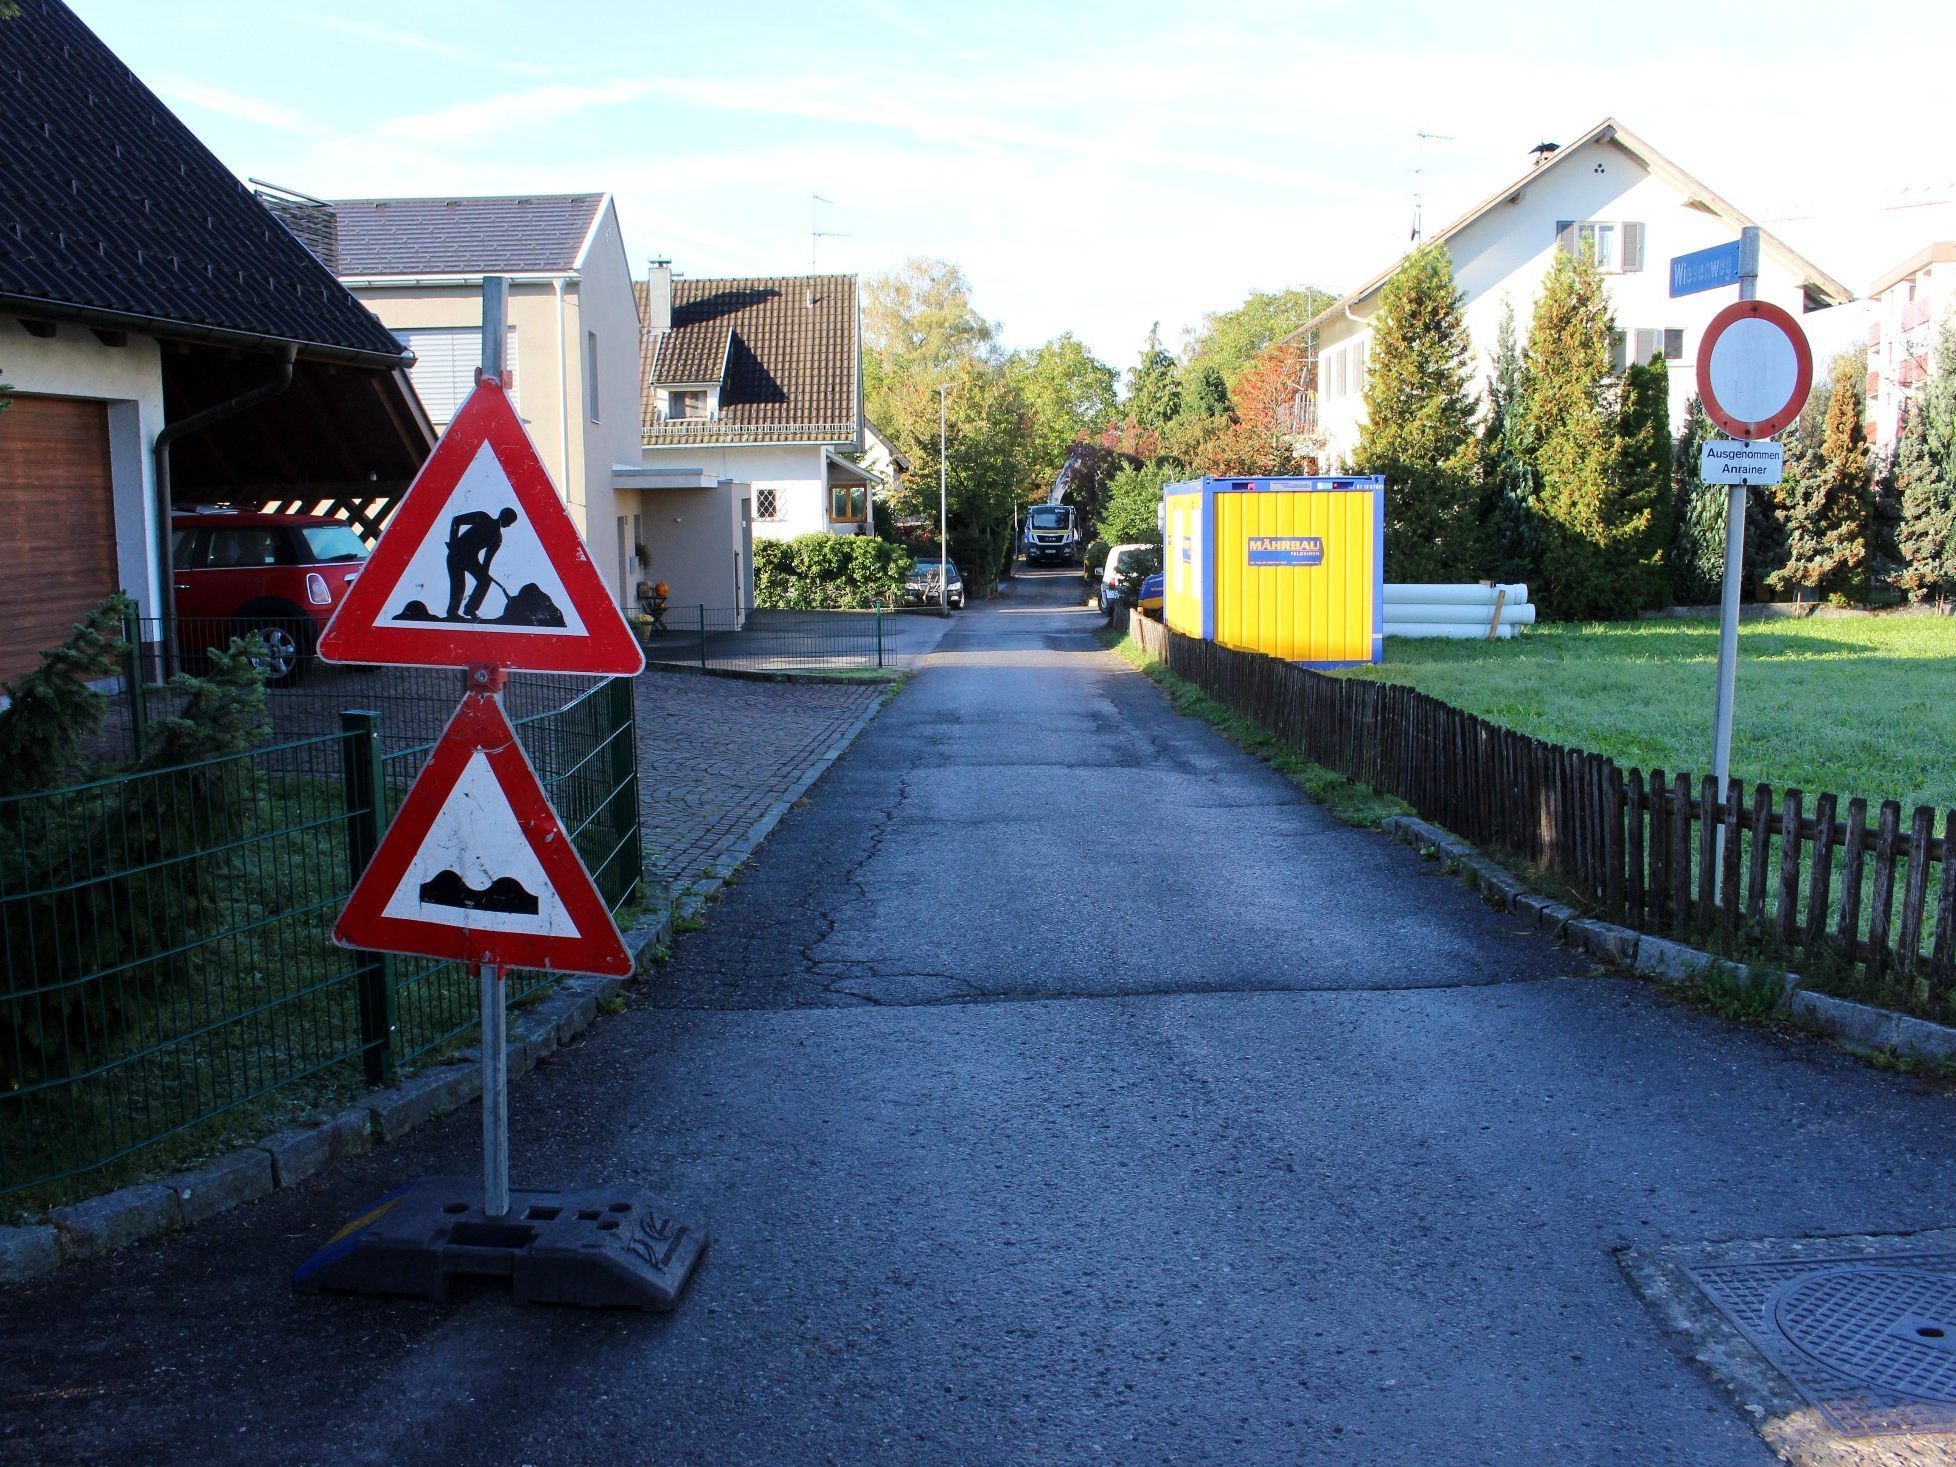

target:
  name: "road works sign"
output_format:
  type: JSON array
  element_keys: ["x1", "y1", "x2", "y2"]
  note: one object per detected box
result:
[
  {"x1": 319, "y1": 381, "x2": 644, "y2": 675},
  {"x1": 1700, "y1": 438, "x2": 1785, "y2": 486},
  {"x1": 333, "y1": 691, "x2": 631, "y2": 975},
  {"x1": 1695, "y1": 300, "x2": 1814, "y2": 443}
]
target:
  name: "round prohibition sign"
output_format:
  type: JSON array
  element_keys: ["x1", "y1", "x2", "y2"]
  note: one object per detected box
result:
[{"x1": 1695, "y1": 299, "x2": 1814, "y2": 442}]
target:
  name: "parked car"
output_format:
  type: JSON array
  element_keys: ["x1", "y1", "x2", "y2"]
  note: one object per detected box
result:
[
  {"x1": 171, "y1": 509, "x2": 371, "y2": 685},
  {"x1": 1135, "y1": 571, "x2": 1165, "y2": 619},
  {"x1": 1098, "y1": 543, "x2": 1158, "y2": 612},
  {"x1": 904, "y1": 556, "x2": 965, "y2": 609}
]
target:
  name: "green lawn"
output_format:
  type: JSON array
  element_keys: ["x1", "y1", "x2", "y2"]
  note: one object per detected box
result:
[{"x1": 1339, "y1": 614, "x2": 1956, "y2": 815}]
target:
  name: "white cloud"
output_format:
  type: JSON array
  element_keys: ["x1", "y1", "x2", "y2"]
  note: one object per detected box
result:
[
  {"x1": 296, "y1": 15, "x2": 561, "y2": 77},
  {"x1": 156, "y1": 77, "x2": 326, "y2": 137}
]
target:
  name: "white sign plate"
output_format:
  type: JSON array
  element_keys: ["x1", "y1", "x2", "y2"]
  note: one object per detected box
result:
[{"x1": 1700, "y1": 438, "x2": 1784, "y2": 486}]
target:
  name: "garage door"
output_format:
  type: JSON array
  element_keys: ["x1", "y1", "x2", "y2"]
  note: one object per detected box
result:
[{"x1": 0, "y1": 395, "x2": 117, "y2": 685}]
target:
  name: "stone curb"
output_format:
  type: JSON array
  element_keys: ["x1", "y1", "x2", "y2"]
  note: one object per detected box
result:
[
  {"x1": 1380, "y1": 813, "x2": 1956, "y2": 1069},
  {"x1": 0, "y1": 677, "x2": 899, "y2": 1286},
  {"x1": 642, "y1": 659, "x2": 901, "y2": 687},
  {"x1": 671, "y1": 683, "x2": 893, "y2": 922},
  {"x1": 0, "y1": 965, "x2": 647, "y2": 1287}
]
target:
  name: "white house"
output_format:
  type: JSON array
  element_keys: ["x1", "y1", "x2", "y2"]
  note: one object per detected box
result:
[
  {"x1": 1305, "y1": 118, "x2": 1856, "y2": 471},
  {"x1": 332, "y1": 193, "x2": 646, "y2": 609},
  {"x1": 1863, "y1": 242, "x2": 1953, "y2": 450},
  {"x1": 636, "y1": 268, "x2": 883, "y2": 554}
]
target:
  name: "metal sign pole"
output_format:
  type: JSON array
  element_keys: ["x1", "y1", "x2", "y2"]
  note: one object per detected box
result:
[
  {"x1": 1709, "y1": 226, "x2": 1760, "y2": 881},
  {"x1": 938, "y1": 384, "x2": 949, "y2": 614},
  {"x1": 476, "y1": 276, "x2": 512, "y2": 1220}
]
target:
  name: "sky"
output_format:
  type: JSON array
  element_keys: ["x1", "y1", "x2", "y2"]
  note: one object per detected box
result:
[{"x1": 76, "y1": 0, "x2": 1956, "y2": 372}]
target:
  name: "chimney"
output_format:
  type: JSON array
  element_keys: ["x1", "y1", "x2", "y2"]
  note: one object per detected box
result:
[
  {"x1": 644, "y1": 258, "x2": 672, "y2": 333},
  {"x1": 1529, "y1": 141, "x2": 1560, "y2": 169}
]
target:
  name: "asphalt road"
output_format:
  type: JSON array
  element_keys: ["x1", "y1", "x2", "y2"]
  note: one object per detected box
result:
[{"x1": 7, "y1": 567, "x2": 1956, "y2": 1466}]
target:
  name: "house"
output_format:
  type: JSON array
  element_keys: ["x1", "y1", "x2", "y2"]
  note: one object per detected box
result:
[
  {"x1": 1863, "y1": 242, "x2": 1954, "y2": 449},
  {"x1": 0, "y1": 0, "x2": 431, "y2": 685},
  {"x1": 859, "y1": 421, "x2": 911, "y2": 535},
  {"x1": 1303, "y1": 119, "x2": 1856, "y2": 472},
  {"x1": 636, "y1": 267, "x2": 882, "y2": 551},
  {"x1": 330, "y1": 193, "x2": 644, "y2": 607}
]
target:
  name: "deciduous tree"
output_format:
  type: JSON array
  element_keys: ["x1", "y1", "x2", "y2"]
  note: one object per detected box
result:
[
  {"x1": 1004, "y1": 333, "x2": 1119, "y2": 499},
  {"x1": 1183, "y1": 286, "x2": 1336, "y2": 388}
]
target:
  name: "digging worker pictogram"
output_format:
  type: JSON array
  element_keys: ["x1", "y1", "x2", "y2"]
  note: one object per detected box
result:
[{"x1": 446, "y1": 507, "x2": 520, "y2": 621}]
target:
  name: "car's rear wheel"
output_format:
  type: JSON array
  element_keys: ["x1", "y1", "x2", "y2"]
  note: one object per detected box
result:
[{"x1": 233, "y1": 604, "x2": 314, "y2": 687}]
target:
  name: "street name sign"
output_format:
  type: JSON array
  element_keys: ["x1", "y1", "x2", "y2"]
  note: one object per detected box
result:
[
  {"x1": 1670, "y1": 240, "x2": 1744, "y2": 298},
  {"x1": 1695, "y1": 300, "x2": 1814, "y2": 442},
  {"x1": 319, "y1": 380, "x2": 644, "y2": 676},
  {"x1": 333, "y1": 690, "x2": 631, "y2": 975},
  {"x1": 1700, "y1": 438, "x2": 1784, "y2": 486}
]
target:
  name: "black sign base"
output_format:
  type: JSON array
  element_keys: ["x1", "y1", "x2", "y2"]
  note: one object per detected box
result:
[{"x1": 292, "y1": 1176, "x2": 706, "y2": 1310}]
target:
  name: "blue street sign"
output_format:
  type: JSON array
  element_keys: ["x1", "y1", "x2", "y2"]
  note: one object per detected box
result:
[{"x1": 1670, "y1": 240, "x2": 1743, "y2": 298}]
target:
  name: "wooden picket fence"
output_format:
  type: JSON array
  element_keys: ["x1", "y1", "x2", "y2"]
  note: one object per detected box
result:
[{"x1": 1126, "y1": 613, "x2": 1956, "y2": 1010}]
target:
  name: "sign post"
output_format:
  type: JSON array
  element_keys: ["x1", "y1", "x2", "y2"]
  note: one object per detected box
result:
[
  {"x1": 1681, "y1": 227, "x2": 1814, "y2": 885},
  {"x1": 294, "y1": 277, "x2": 703, "y2": 1312}
]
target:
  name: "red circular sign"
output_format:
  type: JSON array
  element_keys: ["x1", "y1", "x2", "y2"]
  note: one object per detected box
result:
[{"x1": 1695, "y1": 299, "x2": 1814, "y2": 442}]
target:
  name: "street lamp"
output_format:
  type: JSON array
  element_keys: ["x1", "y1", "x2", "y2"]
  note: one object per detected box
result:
[{"x1": 938, "y1": 383, "x2": 949, "y2": 616}]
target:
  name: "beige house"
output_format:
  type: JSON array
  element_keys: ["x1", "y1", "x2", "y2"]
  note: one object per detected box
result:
[
  {"x1": 1863, "y1": 242, "x2": 1954, "y2": 450},
  {"x1": 332, "y1": 193, "x2": 645, "y2": 607}
]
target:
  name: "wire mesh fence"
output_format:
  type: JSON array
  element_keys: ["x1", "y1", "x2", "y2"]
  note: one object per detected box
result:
[
  {"x1": 0, "y1": 674, "x2": 641, "y2": 1203},
  {"x1": 637, "y1": 607, "x2": 887, "y2": 672}
]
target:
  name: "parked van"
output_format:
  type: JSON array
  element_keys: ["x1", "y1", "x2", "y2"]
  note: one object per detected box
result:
[{"x1": 1098, "y1": 543, "x2": 1158, "y2": 613}]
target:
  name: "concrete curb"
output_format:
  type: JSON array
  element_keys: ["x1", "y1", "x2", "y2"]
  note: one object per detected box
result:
[
  {"x1": 1381, "y1": 814, "x2": 1956, "y2": 1070},
  {"x1": 0, "y1": 675, "x2": 899, "y2": 1286}
]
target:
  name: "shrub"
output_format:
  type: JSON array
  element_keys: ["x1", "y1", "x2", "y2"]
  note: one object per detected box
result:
[
  {"x1": 753, "y1": 534, "x2": 909, "y2": 609},
  {"x1": 1, "y1": 628, "x2": 272, "y2": 1086}
]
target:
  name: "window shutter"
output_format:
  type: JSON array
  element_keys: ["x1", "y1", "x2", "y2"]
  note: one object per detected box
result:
[
  {"x1": 1621, "y1": 221, "x2": 1645, "y2": 272},
  {"x1": 397, "y1": 327, "x2": 519, "y2": 427},
  {"x1": 1556, "y1": 220, "x2": 1576, "y2": 255},
  {"x1": 1633, "y1": 328, "x2": 1657, "y2": 364},
  {"x1": 1609, "y1": 332, "x2": 1628, "y2": 373}
]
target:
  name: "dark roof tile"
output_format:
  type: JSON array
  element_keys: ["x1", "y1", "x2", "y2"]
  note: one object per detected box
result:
[
  {"x1": 637, "y1": 274, "x2": 858, "y2": 445},
  {"x1": 0, "y1": 1, "x2": 406, "y2": 365}
]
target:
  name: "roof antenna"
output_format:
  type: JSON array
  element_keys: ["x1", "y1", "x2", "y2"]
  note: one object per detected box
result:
[
  {"x1": 1410, "y1": 130, "x2": 1453, "y2": 243},
  {"x1": 810, "y1": 193, "x2": 849, "y2": 272}
]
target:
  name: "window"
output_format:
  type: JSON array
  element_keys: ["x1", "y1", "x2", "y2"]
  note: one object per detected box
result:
[
  {"x1": 830, "y1": 483, "x2": 866, "y2": 522},
  {"x1": 396, "y1": 327, "x2": 519, "y2": 426},
  {"x1": 755, "y1": 488, "x2": 779, "y2": 520},
  {"x1": 207, "y1": 527, "x2": 282, "y2": 568},
  {"x1": 667, "y1": 389, "x2": 707, "y2": 421},
  {"x1": 586, "y1": 331, "x2": 600, "y2": 422},
  {"x1": 299, "y1": 525, "x2": 367, "y2": 563},
  {"x1": 1630, "y1": 328, "x2": 1686, "y2": 365},
  {"x1": 1558, "y1": 220, "x2": 1645, "y2": 273}
]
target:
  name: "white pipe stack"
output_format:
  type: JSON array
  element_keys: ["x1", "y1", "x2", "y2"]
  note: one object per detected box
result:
[{"x1": 1383, "y1": 583, "x2": 1535, "y2": 641}]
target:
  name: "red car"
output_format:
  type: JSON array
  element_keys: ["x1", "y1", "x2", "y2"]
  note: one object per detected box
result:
[{"x1": 170, "y1": 510, "x2": 370, "y2": 685}]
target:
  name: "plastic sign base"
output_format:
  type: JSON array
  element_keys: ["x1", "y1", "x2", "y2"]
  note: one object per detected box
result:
[{"x1": 292, "y1": 1177, "x2": 707, "y2": 1311}]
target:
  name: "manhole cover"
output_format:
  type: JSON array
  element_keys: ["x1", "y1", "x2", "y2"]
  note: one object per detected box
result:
[
  {"x1": 1772, "y1": 1268, "x2": 1956, "y2": 1402},
  {"x1": 1688, "y1": 1253, "x2": 1956, "y2": 1437}
]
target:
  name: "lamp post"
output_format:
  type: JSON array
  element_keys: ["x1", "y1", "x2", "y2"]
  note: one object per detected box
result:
[{"x1": 938, "y1": 383, "x2": 949, "y2": 616}]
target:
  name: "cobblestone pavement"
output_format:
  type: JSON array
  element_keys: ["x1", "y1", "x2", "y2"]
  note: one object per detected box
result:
[{"x1": 633, "y1": 667, "x2": 886, "y2": 888}]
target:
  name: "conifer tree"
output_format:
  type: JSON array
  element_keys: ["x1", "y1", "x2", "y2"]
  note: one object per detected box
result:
[
  {"x1": 1893, "y1": 395, "x2": 1956, "y2": 602},
  {"x1": 1521, "y1": 248, "x2": 1620, "y2": 618},
  {"x1": 1353, "y1": 241, "x2": 1482, "y2": 581},
  {"x1": 1125, "y1": 324, "x2": 1181, "y2": 428},
  {"x1": 1670, "y1": 396, "x2": 1724, "y2": 604},
  {"x1": 1771, "y1": 353, "x2": 1873, "y2": 604},
  {"x1": 1612, "y1": 353, "x2": 1674, "y2": 608},
  {"x1": 1479, "y1": 299, "x2": 1537, "y2": 585}
]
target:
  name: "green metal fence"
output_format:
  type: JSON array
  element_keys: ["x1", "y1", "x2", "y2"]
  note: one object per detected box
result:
[
  {"x1": 639, "y1": 607, "x2": 886, "y2": 672},
  {"x1": 0, "y1": 677, "x2": 641, "y2": 1202}
]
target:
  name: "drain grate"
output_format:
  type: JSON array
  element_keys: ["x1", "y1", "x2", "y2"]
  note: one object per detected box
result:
[{"x1": 1688, "y1": 1253, "x2": 1956, "y2": 1437}]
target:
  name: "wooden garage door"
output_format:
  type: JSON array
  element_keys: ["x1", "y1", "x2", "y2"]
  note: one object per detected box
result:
[{"x1": 0, "y1": 396, "x2": 117, "y2": 684}]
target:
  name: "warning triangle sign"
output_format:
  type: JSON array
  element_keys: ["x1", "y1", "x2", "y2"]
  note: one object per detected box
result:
[
  {"x1": 319, "y1": 380, "x2": 645, "y2": 675},
  {"x1": 335, "y1": 691, "x2": 633, "y2": 976}
]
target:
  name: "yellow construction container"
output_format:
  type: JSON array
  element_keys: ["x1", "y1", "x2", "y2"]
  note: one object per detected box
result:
[{"x1": 1160, "y1": 476, "x2": 1383, "y2": 665}]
